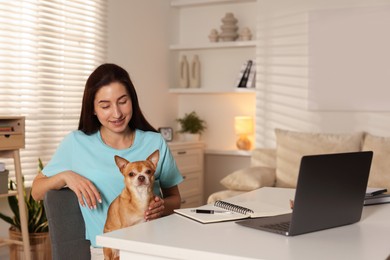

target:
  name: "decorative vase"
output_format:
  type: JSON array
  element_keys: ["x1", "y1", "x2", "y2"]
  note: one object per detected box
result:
[
  {"x1": 208, "y1": 29, "x2": 219, "y2": 42},
  {"x1": 9, "y1": 227, "x2": 52, "y2": 260},
  {"x1": 180, "y1": 133, "x2": 200, "y2": 142},
  {"x1": 239, "y1": 27, "x2": 252, "y2": 41},
  {"x1": 190, "y1": 55, "x2": 201, "y2": 88},
  {"x1": 219, "y1": 13, "x2": 239, "y2": 41},
  {"x1": 179, "y1": 55, "x2": 189, "y2": 88}
]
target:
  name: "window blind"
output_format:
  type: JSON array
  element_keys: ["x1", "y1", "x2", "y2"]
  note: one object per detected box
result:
[{"x1": 0, "y1": 0, "x2": 107, "y2": 186}]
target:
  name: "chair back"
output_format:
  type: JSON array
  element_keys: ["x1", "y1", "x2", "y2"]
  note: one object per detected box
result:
[{"x1": 44, "y1": 188, "x2": 91, "y2": 260}]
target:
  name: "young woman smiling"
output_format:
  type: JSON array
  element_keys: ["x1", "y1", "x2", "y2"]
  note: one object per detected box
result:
[{"x1": 31, "y1": 63, "x2": 183, "y2": 258}]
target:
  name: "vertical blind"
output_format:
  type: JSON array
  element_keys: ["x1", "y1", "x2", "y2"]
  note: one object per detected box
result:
[{"x1": 0, "y1": 0, "x2": 107, "y2": 186}]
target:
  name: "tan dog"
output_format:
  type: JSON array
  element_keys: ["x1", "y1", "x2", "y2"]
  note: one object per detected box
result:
[{"x1": 103, "y1": 150, "x2": 159, "y2": 260}]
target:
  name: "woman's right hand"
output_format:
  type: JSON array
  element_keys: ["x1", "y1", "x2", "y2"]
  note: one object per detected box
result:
[
  {"x1": 32, "y1": 171, "x2": 102, "y2": 210},
  {"x1": 61, "y1": 171, "x2": 102, "y2": 209}
]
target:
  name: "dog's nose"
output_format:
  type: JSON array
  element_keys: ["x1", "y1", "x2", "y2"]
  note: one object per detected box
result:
[{"x1": 138, "y1": 176, "x2": 145, "y2": 182}]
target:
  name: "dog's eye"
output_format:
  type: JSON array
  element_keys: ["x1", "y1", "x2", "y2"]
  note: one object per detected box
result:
[
  {"x1": 145, "y1": 170, "x2": 151, "y2": 175},
  {"x1": 129, "y1": 172, "x2": 135, "y2": 177}
]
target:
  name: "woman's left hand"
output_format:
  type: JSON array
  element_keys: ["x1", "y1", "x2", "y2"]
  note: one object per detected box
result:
[{"x1": 145, "y1": 196, "x2": 165, "y2": 221}]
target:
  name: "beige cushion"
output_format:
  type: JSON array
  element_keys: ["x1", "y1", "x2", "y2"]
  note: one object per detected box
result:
[
  {"x1": 220, "y1": 166, "x2": 276, "y2": 191},
  {"x1": 251, "y1": 148, "x2": 276, "y2": 168},
  {"x1": 275, "y1": 129, "x2": 363, "y2": 188},
  {"x1": 362, "y1": 133, "x2": 390, "y2": 192}
]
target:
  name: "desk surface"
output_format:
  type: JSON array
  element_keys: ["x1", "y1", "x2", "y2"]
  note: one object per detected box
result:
[{"x1": 97, "y1": 187, "x2": 390, "y2": 260}]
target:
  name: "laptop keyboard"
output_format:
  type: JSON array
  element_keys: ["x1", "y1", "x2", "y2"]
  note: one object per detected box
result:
[{"x1": 262, "y1": 221, "x2": 290, "y2": 232}]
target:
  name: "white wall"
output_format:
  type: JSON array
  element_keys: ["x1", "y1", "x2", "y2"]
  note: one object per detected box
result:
[
  {"x1": 107, "y1": 0, "x2": 257, "y2": 151},
  {"x1": 107, "y1": 0, "x2": 178, "y2": 130},
  {"x1": 255, "y1": 0, "x2": 390, "y2": 148}
]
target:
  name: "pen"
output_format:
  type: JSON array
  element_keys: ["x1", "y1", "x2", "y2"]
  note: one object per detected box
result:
[{"x1": 191, "y1": 209, "x2": 232, "y2": 214}]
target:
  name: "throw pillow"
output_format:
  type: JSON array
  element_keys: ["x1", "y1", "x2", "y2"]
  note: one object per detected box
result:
[
  {"x1": 220, "y1": 166, "x2": 276, "y2": 191},
  {"x1": 362, "y1": 133, "x2": 390, "y2": 192},
  {"x1": 275, "y1": 129, "x2": 363, "y2": 188}
]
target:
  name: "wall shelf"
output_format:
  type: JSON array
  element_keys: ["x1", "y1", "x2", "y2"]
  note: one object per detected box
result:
[
  {"x1": 205, "y1": 149, "x2": 252, "y2": 157},
  {"x1": 169, "y1": 88, "x2": 256, "y2": 94},
  {"x1": 171, "y1": 0, "x2": 256, "y2": 8},
  {"x1": 169, "y1": 0, "x2": 257, "y2": 149},
  {"x1": 169, "y1": 41, "x2": 257, "y2": 51}
]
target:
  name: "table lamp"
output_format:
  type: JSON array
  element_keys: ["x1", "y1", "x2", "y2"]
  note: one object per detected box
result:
[{"x1": 234, "y1": 116, "x2": 253, "y2": 150}]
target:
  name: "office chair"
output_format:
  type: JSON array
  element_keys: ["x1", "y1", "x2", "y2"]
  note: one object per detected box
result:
[{"x1": 44, "y1": 188, "x2": 91, "y2": 260}]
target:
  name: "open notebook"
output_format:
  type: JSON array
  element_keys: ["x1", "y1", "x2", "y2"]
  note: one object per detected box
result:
[{"x1": 174, "y1": 187, "x2": 293, "y2": 224}]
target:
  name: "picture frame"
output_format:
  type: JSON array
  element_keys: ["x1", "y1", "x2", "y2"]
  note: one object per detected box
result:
[{"x1": 158, "y1": 127, "x2": 173, "y2": 142}]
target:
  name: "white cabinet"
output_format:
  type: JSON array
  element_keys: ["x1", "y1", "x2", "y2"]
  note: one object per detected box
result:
[
  {"x1": 168, "y1": 141, "x2": 204, "y2": 208},
  {"x1": 169, "y1": 0, "x2": 258, "y2": 94}
]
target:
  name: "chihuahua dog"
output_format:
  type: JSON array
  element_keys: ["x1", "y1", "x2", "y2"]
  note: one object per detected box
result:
[{"x1": 103, "y1": 150, "x2": 159, "y2": 260}]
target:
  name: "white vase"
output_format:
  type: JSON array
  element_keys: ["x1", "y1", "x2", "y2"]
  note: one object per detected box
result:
[
  {"x1": 180, "y1": 133, "x2": 200, "y2": 142},
  {"x1": 179, "y1": 55, "x2": 189, "y2": 88},
  {"x1": 189, "y1": 55, "x2": 200, "y2": 88}
]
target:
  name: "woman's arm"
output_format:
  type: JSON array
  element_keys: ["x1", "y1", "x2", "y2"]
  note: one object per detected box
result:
[
  {"x1": 32, "y1": 171, "x2": 102, "y2": 209},
  {"x1": 145, "y1": 185, "x2": 181, "y2": 221}
]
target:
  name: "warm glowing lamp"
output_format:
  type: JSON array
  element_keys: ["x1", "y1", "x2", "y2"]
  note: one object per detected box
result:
[{"x1": 234, "y1": 116, "x2": 253, "y2": 150}]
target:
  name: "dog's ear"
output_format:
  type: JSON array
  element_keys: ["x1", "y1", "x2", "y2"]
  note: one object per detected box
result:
[
  {"x1": 114, "y1": 155, "x2": 129, "y2": 172},
  {"x1": 147, "y1": 150, "x2": 160, "y2": 168}
]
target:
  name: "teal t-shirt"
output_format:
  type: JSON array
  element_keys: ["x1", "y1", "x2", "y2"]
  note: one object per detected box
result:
[{"x1": 42, "y1": 129, "x2": 183, "y2": 247}]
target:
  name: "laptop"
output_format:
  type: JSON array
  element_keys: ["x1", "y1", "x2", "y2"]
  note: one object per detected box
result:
[{"x1": 236, "y1": 151, "x2": 373, "y2": 236}]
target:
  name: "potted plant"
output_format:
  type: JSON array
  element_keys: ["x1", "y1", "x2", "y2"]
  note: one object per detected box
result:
[
  {"x1": 0, "y1": 159, "x2": 51, "y2": 260},
  {"x1": 176, "y1": 111, "x2": 206, "y2": 141}
]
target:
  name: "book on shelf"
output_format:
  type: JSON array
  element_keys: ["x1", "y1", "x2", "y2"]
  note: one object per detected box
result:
[
  {"x1": 174, "y1": 188, "x2": 292, "y2": 224},
  {"x1": 235, "y1": 59, "x2": 256, "y2": 88},
  {"x1": 245, "y1": 60, "x2": 256, "y2": 88},
  {"x1": 0, "y1": 125, "x2": 13, "y2": 132}
]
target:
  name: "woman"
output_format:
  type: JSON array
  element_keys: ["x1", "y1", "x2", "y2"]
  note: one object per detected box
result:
[{"x1": 32, "y1": 63, "x2": 183, "y2": 255}]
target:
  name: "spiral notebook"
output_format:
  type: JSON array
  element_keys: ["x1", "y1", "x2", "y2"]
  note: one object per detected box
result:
[{"x1": 174, "y1": 187, "x2": 293, "y2": 224}]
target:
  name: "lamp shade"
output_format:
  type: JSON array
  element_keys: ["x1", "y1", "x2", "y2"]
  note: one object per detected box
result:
[{"x1": 234, "y1": 116, "x2": 253, "y2": 135}]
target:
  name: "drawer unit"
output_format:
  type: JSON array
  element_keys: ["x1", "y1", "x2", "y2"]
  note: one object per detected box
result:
[
  {"x1": 0, "y1": 116, "x2": 25, "y2": 150},
  {"x1": 169, "y1": 141, "x2": 204, "y2": 208},
  {"x1": 0, "y1": 134, "x2": 25, "y2": 150},
  {"x1": 172, "y1": 148, "x2": 203, "y2": 173},
  {"x1": 180, "y1": 195, "x2": 203, "y2": 209},
  {"x1": 179, "y1": 171, "x2": 202, "y2": 198}
]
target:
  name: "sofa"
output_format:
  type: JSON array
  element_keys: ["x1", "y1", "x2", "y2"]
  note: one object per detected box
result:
[{"x1": 207, "y1": 128, "x2": 390, "y2": 203}]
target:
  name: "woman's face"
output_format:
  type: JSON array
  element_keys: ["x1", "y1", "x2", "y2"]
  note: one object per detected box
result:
[{"x1": 94, "y1": 82, "x2": 133, "y2": 134}]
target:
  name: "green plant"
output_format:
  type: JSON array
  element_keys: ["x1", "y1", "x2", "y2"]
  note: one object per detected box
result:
[
  {"x1": 176, "y1": 111, "x2": 207, "y2": 134},
  {"x1": 0, "y1": 159, "x2": 48, "y2": 233}
]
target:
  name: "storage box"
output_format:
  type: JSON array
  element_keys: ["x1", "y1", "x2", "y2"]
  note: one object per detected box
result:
[{"x1": 0, "y1": 169, "x2": 9, "y2": 194}]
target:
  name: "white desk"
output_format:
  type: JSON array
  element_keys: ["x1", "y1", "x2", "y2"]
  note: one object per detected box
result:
[{"x1": 97, "y1": 187, "x2": 390, "y2": 260}]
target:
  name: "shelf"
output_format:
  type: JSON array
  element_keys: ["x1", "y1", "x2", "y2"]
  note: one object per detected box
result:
[
  {"x1": 0, "y1": 190, "x2": 17, "y2": 199},
  {"x1": 204, "y1": 149, "x2": 252, "y2": 157},
  {"x1": 168, "y1": 88, "x2": 256, "y2": 94},
  {"x1": 0, "y1": 116, "x2": 31, "y2": 259},
  {"x1": 170, "y1": 41, "x2": 257, "y2": 51},
  {"x1": 171, "y1": 0, "x2": 256, "y2": 7}
]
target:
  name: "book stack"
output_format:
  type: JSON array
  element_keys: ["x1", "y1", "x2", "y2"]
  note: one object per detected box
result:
[
  {"x1": 0, "y1": 125, "x2": 13, "y2": 132},
  {"x1": 236, "y1": 59, "x2": 256, "y2": 88},
  {"x1": 364, "y1": 187, "x2": 390, "y2": 206}
]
